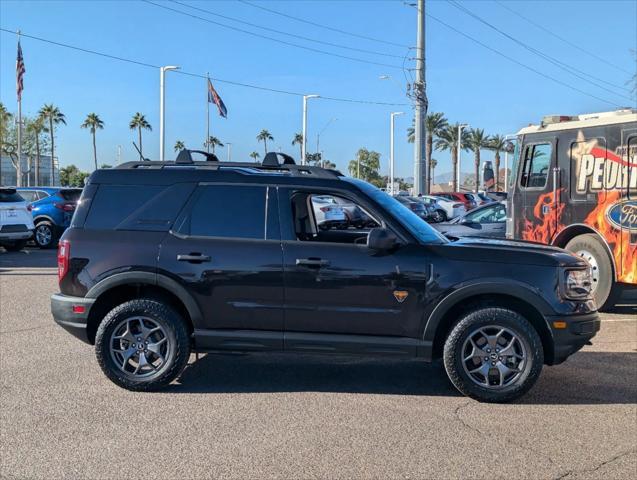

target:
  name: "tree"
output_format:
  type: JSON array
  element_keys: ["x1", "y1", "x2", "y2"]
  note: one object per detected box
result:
[
  {"x1": 465, "y1": 128, "x2": 490, "y2": 192},
  {"x1": 174, "y1": 140, "x2": 185, "y2": 152},
  {"x1": 408, "y1": 112, "x2": 448, "y2": 191},
  {"x1": 249, "y1": 151, "x2": 260, "y2": 162},
  {"x1": 38, "y1": 104, "x2": 66, "y2": 186},
  {"x1": 81, "y1": 113, "x2": 104, "y2": 170},
  {"x1": 100, "y1": 164, "x2": 112, "y2": 169},
  {"x1": 435, "y1": 124, "x2": 468, "y2": 192},
  {"x1": 323, "y1": 160, "x2": 336, "y2": 169},
  {"x1": 256, "y1": 129, "x2": 273, "y2": 155},
  {"x1": 305, "y1": 152, "x2": 322, "y2": 166},
  {"x1": 430, "y1": 158, "x2": 438, "y2": 185},
  {"x1": 0, "y1": 103, "x2": 13, "y2": 185},
  {"x1": 348, "y1": 148, "x2": 381, "y2": 185},
  {"x1": 129, "y1": 113, "x2": 152, "y2": 160},
  {"x1": 204, "y1": 136, "x2": 223, "y2": 154},
  {"x1": 487, "y1": 134, "x2": 508, "y2": 191},
  {"x1": 59, "y1": 164, "x2": 89, "y2": 187},
  {"x1": 26, "y1": 116, "x2": 47, "y2": 185},
  {"x1": 291, "y1": 132, "x2": 303, "y2": 161}
]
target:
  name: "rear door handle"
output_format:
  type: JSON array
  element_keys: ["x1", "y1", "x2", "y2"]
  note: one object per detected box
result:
[
  {"x1": 296, "y1": 258, "x2": 330, "y2": 268},
  {"x1": 177, "y1": 253, "x2": 211, "y2": 263}
]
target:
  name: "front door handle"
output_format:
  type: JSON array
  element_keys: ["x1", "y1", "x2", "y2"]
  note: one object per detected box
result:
[
  {"x1": 177, "y1": 253, "x2": 211, "y2": 263},
  {"x1": 296, "y1": 258, "x2": 330, "y2": 268}
]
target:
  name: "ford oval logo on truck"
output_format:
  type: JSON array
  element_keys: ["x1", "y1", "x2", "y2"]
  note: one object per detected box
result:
[{"x1": 606, "y1": 200, "x2": 637, "y2": 232}]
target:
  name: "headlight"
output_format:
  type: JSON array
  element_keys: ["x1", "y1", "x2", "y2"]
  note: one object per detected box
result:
[{"x1": 562, "y1": 268, "x2": 593, "y2": 300}]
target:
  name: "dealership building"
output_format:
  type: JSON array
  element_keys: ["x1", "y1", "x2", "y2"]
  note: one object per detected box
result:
[{"x1": 0, "y1": 154, "x2": 59, "y2": 186}]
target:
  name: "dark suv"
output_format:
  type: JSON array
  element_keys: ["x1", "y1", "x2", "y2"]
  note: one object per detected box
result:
[{"x1": 51, "y1": 151, "x2": 600, "y2": 402}]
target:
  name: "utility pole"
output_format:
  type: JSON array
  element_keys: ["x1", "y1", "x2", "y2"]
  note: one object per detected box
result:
[
  {"x1": 412, "y1": 0, "x2": 428, "y2": 195},
  {"x1": 302, "y1": 94, "x2": 319, "y2": 165},
  {"x1": 226, "y1": 142, "x2": 232, "y2": 161},
  {"x1": 390, "y1": 112, "x2": 405, "y2": 195},
  {"x1": 159, "y1": 65, "x2": 179, "y2": 161}
]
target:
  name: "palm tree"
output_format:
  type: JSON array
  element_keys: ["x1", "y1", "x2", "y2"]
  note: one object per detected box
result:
[
  {"x1": 465, "y1": 128, "x2": 491, "y2": 193},
  {"x1": 256, "y1": 129, "x2": 274, "y2": 155},
  {"x1": 408, "y1": 113, "x2": 448, "y2": 191},
  {"x1": 81, "y1": 113, "x2": 104, "y2": 170},
  {"x1": 129, "y1": 113, "x2": 152, "y2": 160},
  {"x1": 430, "y1": 158, "x2": 438, "y2": 185},
  {"x1": 204, "y1": 136, "x2": 224, "y2": 154},
  {"x1": 249, "y1": 151, "x2": 260, "y2": 163},
  {"x1": 27, "y1": 116, "x2": 47, "y2": 185},
  {"x1": 487, "y1": 134, "x2": 507, "y2": 191},
  {"x1": 0, "y1": 103, "x2": 12, "y2": 183},
  {"x1": 291, "y1": 132, "x2": 303, "y2": 162},
  {"x1": 435, "y1": 123, "x2": 468, "y2": 192},
  {"x1": 174, "y1": 140, "x2": 185, "y2": 152},
  {"x1": 38, "y1": 104, "x2": 66, "y2": 186}
]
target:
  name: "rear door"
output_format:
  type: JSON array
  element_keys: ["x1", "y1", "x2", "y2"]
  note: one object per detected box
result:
[{"x1": 157, "y1": 183, "x2": 284, "y2": 350}]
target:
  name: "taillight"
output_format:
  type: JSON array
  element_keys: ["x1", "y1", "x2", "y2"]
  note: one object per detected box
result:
[
  {"x1": 57, "y1": 240, "x2": 70, "y2": 282},
  {"x1": 320, "y1": 206, "x2": 330, "y2": 212},
  {"x1": 27, "y1": 204, "x2": 33, "y2": 212},
  {"x1": 54, "y1": 202, "x2": 76, "y2": 212}
]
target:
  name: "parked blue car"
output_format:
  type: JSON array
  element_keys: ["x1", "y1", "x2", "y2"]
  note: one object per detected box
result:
[{"x1": 16, "y1": 187, "x2": 83, "y2": 248}]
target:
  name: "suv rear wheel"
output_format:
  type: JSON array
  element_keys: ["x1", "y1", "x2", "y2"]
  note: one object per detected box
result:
[
  {"x1": 443, "y1": 307, "x2": 543, "y2": 403},
  {"x1": 95, "y1": 299, "x2": 191, "y2": 391},
  {"x1": 34, "y1": 221, "x2": 56, "y2": 249}
]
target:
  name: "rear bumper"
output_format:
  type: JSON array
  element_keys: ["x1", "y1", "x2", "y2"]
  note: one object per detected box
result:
[
  {"x1": 547, "y1": 312, "x2": 601, "y2": 365},
  {"x1": 0, "y1": 226, "x2": 33, "y2": 240},
  {"x1": 51, "y1": 293, "x2": 95, "y2": 344}
]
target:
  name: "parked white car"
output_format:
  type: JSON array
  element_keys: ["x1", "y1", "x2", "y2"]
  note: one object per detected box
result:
[
  {"x1": 419, "y1": 195, "x2": 466, "y2": 221},
  {"x1": 0, "y1": 188, "x2": 35, "y2": 252},
  {"x1": 311, "y1": 195, "x2": 347, "y2": 230}
]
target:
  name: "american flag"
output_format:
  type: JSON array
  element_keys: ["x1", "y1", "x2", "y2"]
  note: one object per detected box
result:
[
  {"x1": 207, "y1": 78, "x2": 227, "y2": 118},
  {"x1": 16, "y1": 39, "x2": 25, "y2": 102}
]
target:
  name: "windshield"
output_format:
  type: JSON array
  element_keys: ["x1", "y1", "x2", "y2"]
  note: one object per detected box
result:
[{"x1": 344, "y1": 178, "x2": 448, "y2": 244}]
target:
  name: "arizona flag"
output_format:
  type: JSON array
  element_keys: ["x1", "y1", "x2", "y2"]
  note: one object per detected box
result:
[
  {"x1": 207, "y1": 79, "x2": 227, "y2": 118},
  {"x1": 16, "y1": 39, "x2": 25, "y2": 101}
]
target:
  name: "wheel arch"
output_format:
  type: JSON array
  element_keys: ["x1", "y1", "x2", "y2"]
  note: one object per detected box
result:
[
  {"x1": 423, "y1": 282, "x2": 555, "y2": 364},
  {"x1": 84, "y1": 272, "x2": 203, "y2": 345},
  {"x1": 33, "y1": 214, "x2": 56, "y2": 225},
  {"x1": 552, "y1": 224, "x2": 616, "y2": 281}
]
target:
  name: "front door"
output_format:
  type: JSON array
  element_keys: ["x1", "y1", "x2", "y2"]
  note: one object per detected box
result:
[
  {"x1": 278, "y1": 188, "x2": 429, "y2": 342},
  {"x1": 158, "y1": 184, "x2": 284, "y2": 350}
]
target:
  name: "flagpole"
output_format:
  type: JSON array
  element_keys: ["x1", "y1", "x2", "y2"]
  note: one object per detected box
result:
[
  {"x1": 206, "y1": 73, "x2": 210, "y2": 154},
  {"x1": 16, "y1": 30, "x2": 22, "y2": 187}
]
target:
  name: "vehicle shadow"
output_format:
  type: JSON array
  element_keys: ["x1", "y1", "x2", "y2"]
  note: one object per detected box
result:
[
  {"x1": 170, "y1": 351, "x2": 637, "y2": 405},
  {"x1": 0, "y1": 248, "x2": 57, "y2": 270}
]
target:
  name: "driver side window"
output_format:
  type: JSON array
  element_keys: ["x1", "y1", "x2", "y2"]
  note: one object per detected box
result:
[
  {"x1": 520, "y1": 143, "x2": 551, "y2": 189},
  {"x1": 290, "y1": 192, "x2": 380, "y2": 244}
]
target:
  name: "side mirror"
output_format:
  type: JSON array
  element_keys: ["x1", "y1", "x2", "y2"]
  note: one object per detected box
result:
[{"x1": 367, "y1": 228, "x2": 398, "y2": 251}]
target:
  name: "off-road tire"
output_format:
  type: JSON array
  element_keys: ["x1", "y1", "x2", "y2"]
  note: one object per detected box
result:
[
  {"x1": 565, "y1": 233, "x2": 619, "y2": 311},
  {"x1": 443, "y1": 307, "x2": 543, "y2": 403},
  {"x1": 95, "y1": 299, "x2": 190, "y2": 391}
]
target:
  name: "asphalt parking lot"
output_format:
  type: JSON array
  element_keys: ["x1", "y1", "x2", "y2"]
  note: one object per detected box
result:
[{"x1": 1, "y1": 249, "x2": 635, "y2": 479}]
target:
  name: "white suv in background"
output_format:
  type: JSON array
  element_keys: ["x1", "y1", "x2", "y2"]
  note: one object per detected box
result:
[
  {"x1": 420, "y1": 195, "x2": 466, "y2": 221},
  {"x1": 0, "y1": 188, "x2": 35, "y2": 252}
]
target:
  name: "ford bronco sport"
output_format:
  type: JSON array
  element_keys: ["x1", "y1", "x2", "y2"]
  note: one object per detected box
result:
[{"x1": 51, "y1": 150, "x2": 600, "y2": 402}]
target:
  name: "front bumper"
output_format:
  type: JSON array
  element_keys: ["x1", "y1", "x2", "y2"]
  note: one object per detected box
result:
[
  {"x1": 51, "y1": 293, "x2": 95, "y2": 344},
  {"x1": 547, "y1": 312, "x2": 601, "y2": 365}
]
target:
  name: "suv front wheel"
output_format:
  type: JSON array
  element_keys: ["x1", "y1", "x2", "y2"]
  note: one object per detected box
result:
[
  {"x1": 95, "y1": 299, "x2": 191, "y2": 391},
  {"x1": 443, "y1": 307, "x2": 543, "y2": 403}
]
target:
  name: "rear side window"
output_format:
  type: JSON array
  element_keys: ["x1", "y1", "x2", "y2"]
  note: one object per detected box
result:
[
  {"x1": 181, "y1": 185, "x2": 267, "y2": 239},
  {"x1": 17, "y1": 190, "x2": 37, "y2": 202},
  {"x1": 0, "y1": 189, "x2": 24, "y2": 203},
  {"x1": 84, "y1": 185, "x2": 162, "y2": 229}
]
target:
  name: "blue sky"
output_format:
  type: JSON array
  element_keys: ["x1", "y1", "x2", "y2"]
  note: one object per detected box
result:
[{"x1": 1, "y1": 0, "x2": 635, "y2": 179}]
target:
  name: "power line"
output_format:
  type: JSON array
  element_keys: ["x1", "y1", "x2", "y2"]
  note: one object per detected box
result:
[
  {"x1": 170, "y1": 0, "x2": 404, "y2": 59},
  {"x1": 447, "y1": 0, "x2": 633, "y2": 101},
  {"x1": 142, "y1": 0, "x2": 404, "y2": 71},
  {"x1": 493, "y1": 0, "x2": 633, "y2": 76},
  {"x1": 421, "y1": 13, "x2": 623, "y2": 107},
  {"x1": 238, "y1": 0, "x2": 410, "y2": 49},
  {"x1": 0, "y1": 27, "x2": 409, "y2": 106}
]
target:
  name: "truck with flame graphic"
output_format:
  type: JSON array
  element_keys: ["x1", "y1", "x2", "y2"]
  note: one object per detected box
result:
[{"x1": 506, "y1": 109, "x2": 636, "y2": 309}]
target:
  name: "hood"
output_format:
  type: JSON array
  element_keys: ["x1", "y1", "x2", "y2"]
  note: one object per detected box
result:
[{"x1": 434, "y1": 237, "x2": 587, "y2": 268}]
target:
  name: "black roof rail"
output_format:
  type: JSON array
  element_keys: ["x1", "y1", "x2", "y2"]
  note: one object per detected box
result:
[{"x1": 115, "y1": 149, "x2": 343, "y2": 179}]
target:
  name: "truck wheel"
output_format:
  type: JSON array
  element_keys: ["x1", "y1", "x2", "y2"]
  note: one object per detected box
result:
[
  {"x1": 2, "y1": 239, "x2": 27, "y2": 252},
  {"x1": 34, "y1": 221, "x2": 56, "y2": 249},
  {"x1": 565, "y1": 234, "x2": 619, "y2": 310},
  {"x1": 443, "y1": 307, "x2": 543, "y2": 403},
  {"x1": 95, "y1": 299, "x2": 191, "y2": 391}
]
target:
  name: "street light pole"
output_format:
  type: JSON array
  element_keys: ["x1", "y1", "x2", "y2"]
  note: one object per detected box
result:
[
  {"x1": 159, "y1": 65, "x2": 179, "y2": 161},
  {"x1": 390, "y1": 112, "x2": 405, "y2": 195},
  {"x1": 226, "y1": 142, "x2": 232, "y2": 162},
  {"x1": 302, "y1": 94, "x2": 319, "y2": 165},
  {"x1": 457, "y1": 123, "x2": 468, "y2": 190}
]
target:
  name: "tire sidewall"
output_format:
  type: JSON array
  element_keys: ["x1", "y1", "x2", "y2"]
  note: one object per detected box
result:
[
  {"x1": 34, "y1": 222, "x2": 55, "y2": 249},
  {"x1": 565, "y1": 234, "x2": 613, "y2": 310},
  {"x1": 444, "y1": 308, "x2": 544, "y2": 402}
]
